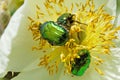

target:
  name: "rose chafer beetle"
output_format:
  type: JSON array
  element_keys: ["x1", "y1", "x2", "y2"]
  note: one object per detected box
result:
[
  {"x1": 57, "y1": 13, "x2": 74, "y2": 30},
  {"x1": 40, "y1": 21, "x2": 69, "y2": 45},
  {"x1": 57, "y1": 13, "x2": 87, "y2": 30},
  {"x1": 71, "y1": 49, "x2": 91, "y2": 76}
]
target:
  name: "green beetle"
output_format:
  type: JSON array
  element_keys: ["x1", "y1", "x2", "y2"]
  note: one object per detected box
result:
[
  {"x1": 71, "y1": 49, "x2": 91, "y2": 76},
  {"x1": 57, "y1": 13, "x2": 74, "y2": 30},
  {"x1": 57, "y1": 13, "x2": 87, "y2": 30},
  {"x1": 40, "y1": 21, "x2": 69, "y2": 45}
]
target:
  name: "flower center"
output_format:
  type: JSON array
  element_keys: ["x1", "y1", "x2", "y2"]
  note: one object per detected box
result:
[{"x1": 28, "y1": 0, "x2": 120, "y2": 76}]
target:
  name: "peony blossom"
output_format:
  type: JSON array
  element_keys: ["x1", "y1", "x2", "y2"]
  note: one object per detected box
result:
[{"x1": 0, "y1": 0, "x2": 120, "y2": 80}]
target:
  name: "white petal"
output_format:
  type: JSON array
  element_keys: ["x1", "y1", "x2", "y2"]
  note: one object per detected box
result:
[
  {"x1": 11, "y1": 67, "x2": 62, "y2": 80},
  {"x1": 0, "y1": 0, "x2": 46, "y2": 73},
  {"x1": 104, "y1": 0, "x2": 116, "y2": 16},
  {"x1": 0, "y1": 4, "x2": 24, "y2": 75},
  {"x1": 11, "y1": 63, "x2": 64, "y2": 80},
  {"x1": 103, "y1": 48, "x2": 120, "y2": 80}
]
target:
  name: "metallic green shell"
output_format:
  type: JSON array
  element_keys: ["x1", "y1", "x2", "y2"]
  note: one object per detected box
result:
[
  {"x1": 57, "y1": 13, "x2": 74, "y2": 29},
  {"x1": 40, "y1": 21, "x2": 69, "y2": 45},
  {"x1": 71, "y1": 49, "x2": 91, "y2": 76}
]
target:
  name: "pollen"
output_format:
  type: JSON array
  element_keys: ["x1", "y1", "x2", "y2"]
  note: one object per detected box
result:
[{"x1": 28, "y1": 0, "x2": 120, "y2": 76}]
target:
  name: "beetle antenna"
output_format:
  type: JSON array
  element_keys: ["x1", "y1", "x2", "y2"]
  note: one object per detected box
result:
[
  {"x1": 72, "y1": 14, "x2": 87, "y2": 26},
  {"x1": 74, "y1": 21, "x2": 87, "y2": 26}
]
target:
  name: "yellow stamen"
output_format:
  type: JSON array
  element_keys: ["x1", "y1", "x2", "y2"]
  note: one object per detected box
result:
[{"x1": 95, "y1": 67, "x2": 104, "y2": 75}]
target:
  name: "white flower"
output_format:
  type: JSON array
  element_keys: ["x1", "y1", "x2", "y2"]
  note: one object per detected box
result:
[{"x1": 0, "y1": 0, "x2": 120, "y2": 80}]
